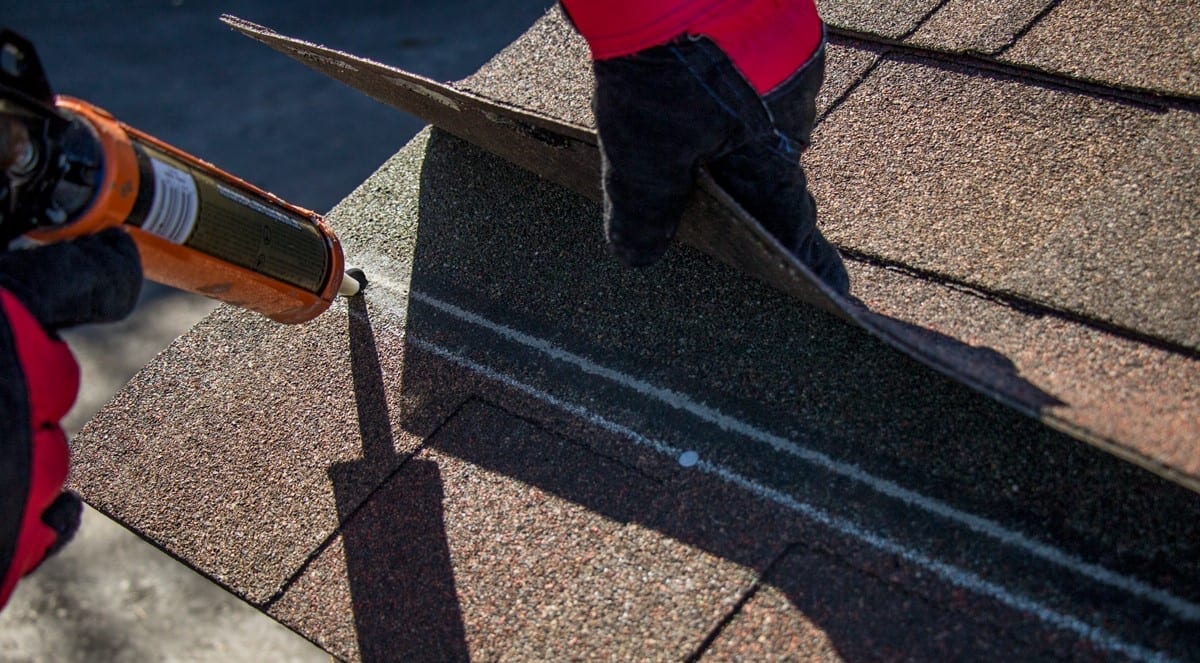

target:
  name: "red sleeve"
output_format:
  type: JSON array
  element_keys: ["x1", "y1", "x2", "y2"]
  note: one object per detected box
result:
[
  {"x1": 0, "y1": 288, "x2": 79, "y2": 608},
  {"x1": 561, "y1": 0, "x2": 822, "y2": 94},
  {"x1": 561, "y1": 0, "x2": 729, "y2": 59}
]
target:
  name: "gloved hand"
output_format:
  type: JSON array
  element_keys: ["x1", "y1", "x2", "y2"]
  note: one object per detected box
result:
[
  {"x1": 563, "y1": 0, "x2": 850, "y2": 294},
  {"x1": 0, "y1": 228, "x2": 142, "y2": 609}
]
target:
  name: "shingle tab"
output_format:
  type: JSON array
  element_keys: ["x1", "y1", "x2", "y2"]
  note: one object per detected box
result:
[
  {"x1": 819, "y1": 38, "x2": 890, "y2": 115},
  {"x1": 853, "y1": 260, "x2": 1200, "y2": 486},
  {"x1": 815, "y1": 0, "x2": 941, "y2": 40},
  {"x1": 806, "y1": 55, "x2": 1181, "y2": 343},
  {"x1": 998, "y1": 109, "x2": 1200, "y2": 350},
  {"x1": 700, "y1": 545, "x2": 1046, "y2": 661},
  {"x1": 68, "y1": 303, "x2": 443, "y2": 603},
  {"x1": 1001, "y1": 0, "x2": 1200, "y2": 98},
  {"x1": 269, "y1": 400, "x2": 756, "y2": 661},
  {"x1": 909, "y1": 0, "x2": 1056, "y2": 54}
]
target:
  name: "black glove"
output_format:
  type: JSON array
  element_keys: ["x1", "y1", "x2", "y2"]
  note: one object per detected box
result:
[
  {"x1": 590, "y1": 37, "x2": 849, "y2": 293},
  {"x1": 1, "y1": 228, "x2": 141, "y2": 608}
]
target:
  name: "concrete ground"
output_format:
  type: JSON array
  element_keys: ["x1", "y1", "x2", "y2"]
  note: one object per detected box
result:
[{"x1": 0, "y1": 1, "x2": 550, "y2": 660}]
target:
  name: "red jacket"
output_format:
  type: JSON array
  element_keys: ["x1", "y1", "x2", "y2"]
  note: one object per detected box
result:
[
  {"x1": 0, "y1": 289, "x2": 78, "y2": 607},
  {"x1": 0, "y1": 229, "x2": 142, "y2": 610},
  {"x1": 560, "y1": 0, "x2": 824, "y2": 94}
]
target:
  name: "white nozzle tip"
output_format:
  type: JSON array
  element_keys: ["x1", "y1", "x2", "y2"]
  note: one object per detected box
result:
[{"x1": 338, "y1": 268, "x2": 367, "y2": 297}]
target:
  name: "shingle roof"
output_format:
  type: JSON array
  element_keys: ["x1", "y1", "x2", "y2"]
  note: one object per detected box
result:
[
  {"x1": 449, "y1": 9, "x2": 1200, "y2": 485},
  {"x1": 70, "y1": 5, "x2": 1200, "y2": 659}
]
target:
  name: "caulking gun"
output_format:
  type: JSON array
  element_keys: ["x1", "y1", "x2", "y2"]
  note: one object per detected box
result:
[{"x1": 0, "y1": 29, "x2": 366, "y2": 324}]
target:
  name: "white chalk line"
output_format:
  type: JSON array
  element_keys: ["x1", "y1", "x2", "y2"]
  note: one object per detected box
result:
[
  {"x1": 403, "y1": 288, "x2": 1200, "y2": 624},
  {"x1": 399, "y1": 334, "x2": 1174, "y2": 663},
  {"x1": 341, "y1": 254, "x2": 1191, "y2": 656}
]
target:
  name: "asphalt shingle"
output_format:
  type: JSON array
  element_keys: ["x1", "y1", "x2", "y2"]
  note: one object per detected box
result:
[
  {"x1": 71, "y1": 119, "x2": 1200, "y2": 658},
  {"x1": 699, "y1": 545, "x2": 1037, "y2": 661},
  {"x1": 818, "y1": 38, "x2": 890, "y2": 115},
  {"x1": 221, "y1": 8, "x2": 1200, "y2": 487},
  {"x1": 443, "y1": 9, "x2": 1200, "y2": 354},
  {"x1": 269, "y1": 400, "x2": 756, "y2": 661},
  {"x1": 815, "y1": 0, "x2": 941, "y2": 40},
  {"x1": 69, "y1": 303, "x2": 439, "y2": 603},
  {"x1": 704, "y1": 509, "x2": 1200, "y2": 660},
  {"x1": 806, "y1": 54, "x2": 1191, "y2": 346},
  {"x1": 65, "y1": 6, "x2": 1200, "y2": 659},
  {"x1": 458, "y1": 6, "x2": 595, "y2": 129},
  {"x1": 853, "y1": 260, "x2": 1200, "y2": 488},
  {"x1": 909, "y1": 0, "x2": 1055, "y2": 54},
  {"x1": 998, "y1": 108, "x2": 1200, "y2": 351},
  {"x1": 1001, "y1": 0, "x2": 1200, "y2": 98}
]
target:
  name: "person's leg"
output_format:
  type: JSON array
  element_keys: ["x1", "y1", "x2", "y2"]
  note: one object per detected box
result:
[{"x1": 706, "y1": 47, "x2": 850, "y2": 294}]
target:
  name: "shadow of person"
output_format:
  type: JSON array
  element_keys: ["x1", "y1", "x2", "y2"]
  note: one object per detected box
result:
[
  {"x1": 325, "y1": 295, "x2": 469, "y2": 661},
  {"x1": 853, "y1": 306, "x2": 1065, "y2": 413},
  {"x1": 383, "y1": 128, "x2": 1200, "y2": 658}
]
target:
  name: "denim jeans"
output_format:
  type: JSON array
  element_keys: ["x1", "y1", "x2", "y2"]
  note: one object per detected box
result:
[{"x1": 592, "y1": 35, "x2": 849, "y2": 295}]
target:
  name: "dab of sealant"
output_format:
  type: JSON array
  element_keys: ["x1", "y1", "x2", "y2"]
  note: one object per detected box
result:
[{"x1": 678, "y1": 450, "x2": 700, "y2": 468}]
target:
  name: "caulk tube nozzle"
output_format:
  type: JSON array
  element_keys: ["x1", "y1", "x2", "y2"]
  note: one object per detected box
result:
[{"x1": 337, "y1": 268, "x2": 367, "y2": 297}]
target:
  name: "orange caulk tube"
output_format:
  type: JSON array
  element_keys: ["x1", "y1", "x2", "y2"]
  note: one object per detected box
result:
[{"x1": 28, "y1": 96, "x2": 361, "y2": 323}]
